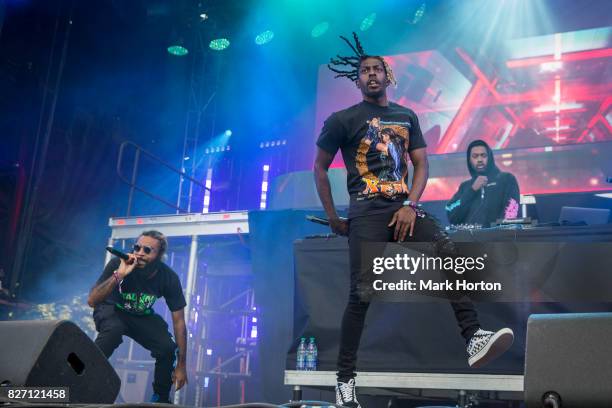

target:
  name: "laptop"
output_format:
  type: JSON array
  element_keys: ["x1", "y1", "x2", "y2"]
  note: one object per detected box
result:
[{"x1": 558, "y1": 206, "x2": 610, "y2": 225}]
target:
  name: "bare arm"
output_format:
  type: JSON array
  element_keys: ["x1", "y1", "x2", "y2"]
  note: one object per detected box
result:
[
  {"x1": 87, "y1": 254, "x2": 137, "y2": 307},
  {"x1": 87, "y1": 275, "x2": 119, "y2": 308},
  {"x1": 314, "y1": 147, "x2": 348, "y2": 235},
  {"x1": 407, "y1": 147, "x2": 429, "y2": 202},
  {"x1": 171, "y1": 308, "x2": 188, "y2": 390},
  {"x1": 314, "y1": 147, "x2": 340, "y2": 220}
]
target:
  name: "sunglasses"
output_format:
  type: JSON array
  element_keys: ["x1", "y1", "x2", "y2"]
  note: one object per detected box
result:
[{"x1": 133, "y1": 244, "x2": 156, "y2": 255}]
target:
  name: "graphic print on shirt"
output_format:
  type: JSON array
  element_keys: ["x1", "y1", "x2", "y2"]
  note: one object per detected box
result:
[
  {"x1": 117, "y1": 292, "x2": 158, "y2": 314},
  {"x1": 356, "y1": 117, "x2": 411, "y2": 199}
]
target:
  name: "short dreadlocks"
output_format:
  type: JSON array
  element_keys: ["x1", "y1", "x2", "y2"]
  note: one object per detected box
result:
[{"x1": 327, "y1": 32, "x2": 397, "y2": 87}]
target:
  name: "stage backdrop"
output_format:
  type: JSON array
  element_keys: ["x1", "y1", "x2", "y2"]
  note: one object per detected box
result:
[{"x1": 314, "y1": 26, "x2": 612, "y2": 200}]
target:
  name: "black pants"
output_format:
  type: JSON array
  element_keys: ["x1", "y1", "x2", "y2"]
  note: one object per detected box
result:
[
  {"x1": 337, "y1": 210, "x2": 481, "y2": 381},
  {"x1": 93, "y1": 304, "x2": 177, "y2": 400}
]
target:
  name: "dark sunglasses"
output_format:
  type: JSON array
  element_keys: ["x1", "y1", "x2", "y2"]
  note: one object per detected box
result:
[{"x1": 133, "y1": 244, "x2": 155, "y2": 254}]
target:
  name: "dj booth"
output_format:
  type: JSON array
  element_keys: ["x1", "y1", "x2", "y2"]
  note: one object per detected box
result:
[{"x1": 248, "y1": 210, "x2": 612, "y2": 404}]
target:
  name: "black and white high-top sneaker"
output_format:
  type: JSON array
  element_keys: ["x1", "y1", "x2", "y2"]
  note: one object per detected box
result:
[
  {"x1": 467, "y1": 328, "x2": 514, "y2": 368},
  {"x1": 335, "y1": 379, "x2": 361, "y2": 408}
]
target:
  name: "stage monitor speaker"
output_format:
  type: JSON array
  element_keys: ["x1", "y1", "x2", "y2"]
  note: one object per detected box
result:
[
  {"x1": 524, "y1": 313, "x2": 612, "y2": 408},
  {"x1": 0, "y1": 320, "x2": 120, "y2": 403}
]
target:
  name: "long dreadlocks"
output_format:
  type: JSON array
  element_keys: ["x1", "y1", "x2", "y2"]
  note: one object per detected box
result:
[{"x1": 327, "y1": 32, "x2": 397, "y2": 87}]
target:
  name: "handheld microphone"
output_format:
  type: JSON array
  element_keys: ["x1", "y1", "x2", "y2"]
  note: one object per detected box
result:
[
  {"x1": 306, "y1": 215, "x2": 348, "y2": 226},
  {"x1": 105, "y1": 246, "x2": 130, "y2": 261},
  {"x1": 306, "y1": 215, "x2": 331, "y2": 226}
]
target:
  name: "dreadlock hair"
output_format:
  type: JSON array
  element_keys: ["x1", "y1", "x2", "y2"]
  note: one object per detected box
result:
[{"x1": 327, "y1": 32, "x2": 397, "y2": 87}]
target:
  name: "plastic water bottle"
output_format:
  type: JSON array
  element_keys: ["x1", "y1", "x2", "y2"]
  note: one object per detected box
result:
[
  {"x1": 296, "y1": 337, "x2": 307, "y2": 370},
  {"x1": 306, "y1": 337, "x2": 318, "y2": 371}
]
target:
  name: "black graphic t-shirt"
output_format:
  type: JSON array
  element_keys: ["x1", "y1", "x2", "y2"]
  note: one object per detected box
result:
[
  {"x1": 95, "y1": 257, "x2": 187, "y2": 316},
  {"x1": 317, "y1": 100, "x2": 427, "y2": 218}
]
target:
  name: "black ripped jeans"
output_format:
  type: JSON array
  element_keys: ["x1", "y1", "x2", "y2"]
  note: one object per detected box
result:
[
  {"x1": 337, "y1": 210, "x2": 480, "y2": 381},
  {"x1": 93, "y1": 304, "x2": 177, "y2": 401}
]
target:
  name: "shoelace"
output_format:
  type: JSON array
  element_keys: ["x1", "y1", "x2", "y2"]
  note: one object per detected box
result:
[
  {"x1": 339, "y1": 379, "x2": 356, "y2": 401},
  {"x1": 468, "y1": 330, "x2": 491, "y2": 353}
]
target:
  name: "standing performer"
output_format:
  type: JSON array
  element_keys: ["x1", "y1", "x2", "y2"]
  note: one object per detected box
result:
[
  {"x1": 88, "y1": 230, "x2": 188, "y2": 403},
  {"x1": 314, "y1": 33, "x2": 514, "y2": 408}
]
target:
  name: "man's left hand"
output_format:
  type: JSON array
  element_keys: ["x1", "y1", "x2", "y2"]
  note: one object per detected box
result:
[
  {"x1": 172, "y1": 364, "x2": 188, "y2": 391},
  {"x1": 388, "y1": 206, "x2": 417, "y2": 242}
]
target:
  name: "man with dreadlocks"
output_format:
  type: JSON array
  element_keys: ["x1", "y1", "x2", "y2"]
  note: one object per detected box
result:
[{"x1": 314, "y1": 33, "x2": 514, "y2": 408}]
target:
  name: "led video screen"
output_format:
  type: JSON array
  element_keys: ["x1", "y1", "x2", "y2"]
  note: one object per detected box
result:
[{"x1": 315, "y1": 27, "x2": 612, "y2": 200}]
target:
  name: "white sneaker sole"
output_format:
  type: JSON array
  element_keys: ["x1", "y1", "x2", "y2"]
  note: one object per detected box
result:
[
  {"x1": 468, "y1": 328, "x2": 514, "y2": 368},
  {"x1": 336, "y1": 397, "x2": 362, "y2": 408}
]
